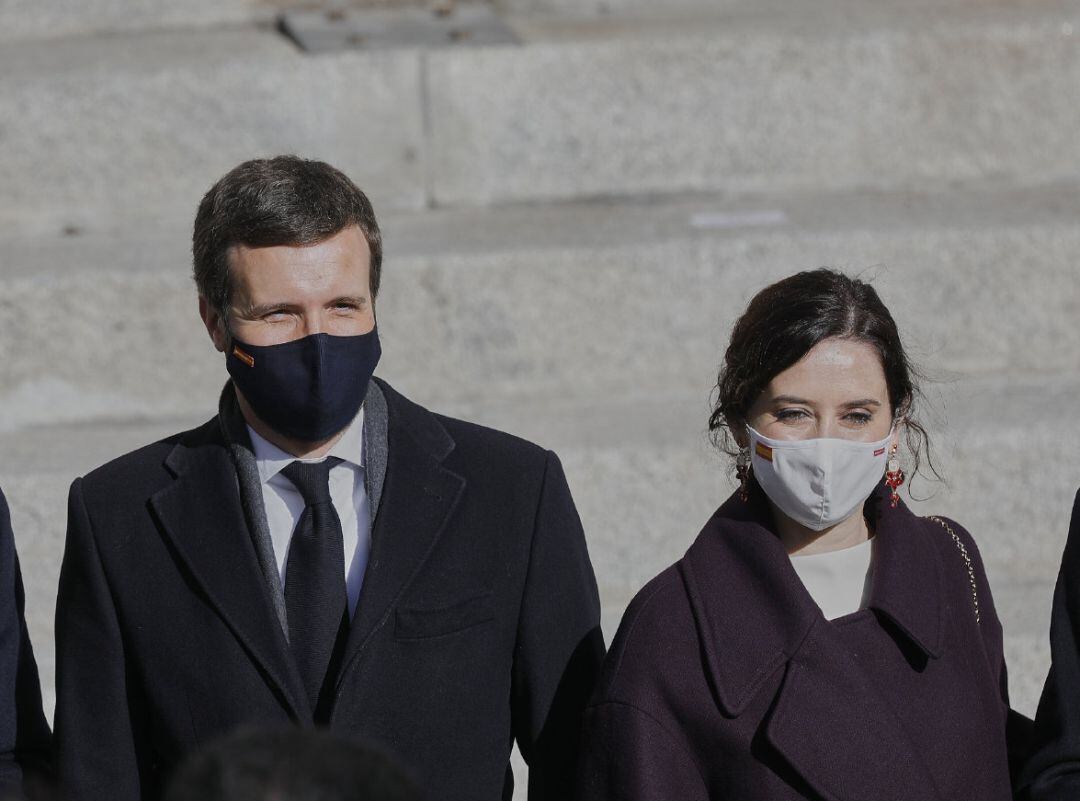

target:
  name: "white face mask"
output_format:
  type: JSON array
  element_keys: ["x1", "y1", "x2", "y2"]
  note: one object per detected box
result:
[{"x1": 747, "y1": 425, "x2": 894, "y2": 531}]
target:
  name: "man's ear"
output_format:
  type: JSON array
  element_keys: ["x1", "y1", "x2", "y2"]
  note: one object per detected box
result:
[{"x1": 198, "y1": 296, "x2": 229, "y2": 353}]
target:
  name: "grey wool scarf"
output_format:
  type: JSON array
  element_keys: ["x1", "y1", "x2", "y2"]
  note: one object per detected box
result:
[{"x1": 216, "y1": 379, "x2": 389, "y2": 640}]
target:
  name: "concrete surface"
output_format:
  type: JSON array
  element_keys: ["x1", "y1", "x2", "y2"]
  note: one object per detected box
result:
[
  {"x1": 2, "y1": 184, "x2": 1078, "y2": 431},
  {"x1": 0, "y1": 0, "x2": 437, "y2": 43},
  {"x1": 7, "y1": 3, "x2": 1080, "y2": 230},
  {"x1": 429, "y1": 11, "x2": 1080, "y2": 204},
  {"x1": 0, "y1": 27, "x2": 426, "y2": 235},
  {"x1": 2, "y1": 0, "x2": 1078, "y2": 792}
]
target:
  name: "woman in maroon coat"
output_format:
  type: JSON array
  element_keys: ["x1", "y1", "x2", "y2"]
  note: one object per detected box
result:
[{"x1": 578, "y1": 270, "x2": 1027, "y2": 801}]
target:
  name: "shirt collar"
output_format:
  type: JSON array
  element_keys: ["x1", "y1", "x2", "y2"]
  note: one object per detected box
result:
[{"x1": 247, "y1": 407, "x2": 366, "y2": 486}]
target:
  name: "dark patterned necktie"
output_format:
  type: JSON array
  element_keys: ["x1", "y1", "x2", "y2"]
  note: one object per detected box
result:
[{"x1": 281, "y1": 457, "x2": 348, "y2": 720}]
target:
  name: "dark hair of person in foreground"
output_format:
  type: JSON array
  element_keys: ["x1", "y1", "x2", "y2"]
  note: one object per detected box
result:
[{"x1": 162, "y1": 727, "x2": 423, "y2": 801}]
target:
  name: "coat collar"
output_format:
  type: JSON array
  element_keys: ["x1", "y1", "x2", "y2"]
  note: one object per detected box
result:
[
  {"x1": 680, "y1": 481, "x2": 944, "y2": 718},
  {"x1": 148, "y1": 380, "x2": 464, "y2": 722},
  {"x1": 151, "y1": 418, "x2": 311, "y2": 720},
  {"x1": 332, "y1": 379, "x2": 466, "y2": 698},
  {"x1": 681, "y1": 482, "x2": 949, "y2": 801}
]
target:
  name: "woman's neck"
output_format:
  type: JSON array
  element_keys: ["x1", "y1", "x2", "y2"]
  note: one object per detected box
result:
[{"x1": 773, "y1": 506, "x2": 872, "y2": 556}]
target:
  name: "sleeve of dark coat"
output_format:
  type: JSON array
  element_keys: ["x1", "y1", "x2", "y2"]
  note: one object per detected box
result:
[
  {"x1": 1017, "y1": 490, "x2": 1080, "y2": 801},
  {"x1": 511, "y1": 451, "x2": 605, "y2": 801},
  {"x1": 53, "y1": 479, "x2": 149, "y2": 801},
  {"x1": 0, "y1": 488, "x2": 51, "y2": 792},
  {"x1": 577, "y1": 701, "x2": 708, "y2": 801}
]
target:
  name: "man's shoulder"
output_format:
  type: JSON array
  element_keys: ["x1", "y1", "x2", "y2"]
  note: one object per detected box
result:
[
  {"x1": 380, "y1": 380, "x2": 550, "y2": 470},
  {"x1": 435, "y1": 413, "x2": 547, "y2": 463},
  {"x1": 80, "y1": 416, "x2": 222, "y2": 499}
]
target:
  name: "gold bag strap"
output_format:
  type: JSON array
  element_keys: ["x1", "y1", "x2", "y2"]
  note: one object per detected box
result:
[{"x1": 927, "y1": 516, "x2": 981, "y2": 624}]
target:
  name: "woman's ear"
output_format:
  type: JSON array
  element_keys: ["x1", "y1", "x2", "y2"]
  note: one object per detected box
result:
[
  {"x1": 732, "y1": 419, "x2": 749, "y2": 449},
  {"x1": 890, "y1": 414, "x2": 907, "y2": 452}
]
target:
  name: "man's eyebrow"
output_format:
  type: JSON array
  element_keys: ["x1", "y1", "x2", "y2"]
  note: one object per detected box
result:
[
  {"x1": 240, "y1": 302, "x2": 292, "y2": 317},
  {"x1": 329, "y1": 295, "x2": 369, "y2": 306}
]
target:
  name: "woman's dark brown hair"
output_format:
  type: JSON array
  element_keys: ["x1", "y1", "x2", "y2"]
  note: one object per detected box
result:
[{"x1": 709, "y1": 268, "x2": 938, "y2": 484}]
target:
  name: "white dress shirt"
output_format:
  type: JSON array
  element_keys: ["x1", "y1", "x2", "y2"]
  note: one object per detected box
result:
[
  {"x1": 790, "y1": 537, "x2": 874, "y2": 621},
  {"x1": 247, "y1": 410, "x2": 371, "y2": 618}
]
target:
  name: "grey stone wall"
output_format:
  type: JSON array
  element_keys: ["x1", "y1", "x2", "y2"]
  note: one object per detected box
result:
[{"x1": 2, "y1": 2, "x2": 1079, "y2": 793}]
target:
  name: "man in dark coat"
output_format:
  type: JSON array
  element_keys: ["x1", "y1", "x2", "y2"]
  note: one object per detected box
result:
[
  {"x1": 1019, "y1": 490, "x2": 1080, "y2": 799},
  {"x1": 0, "y1": 489, "x2": 50, "y2": 794},
  {"x1": 53, "y1": 156, "x2": 603, "y2": 801}
]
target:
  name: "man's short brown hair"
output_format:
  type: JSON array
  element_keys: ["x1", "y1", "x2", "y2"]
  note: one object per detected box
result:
[{"x1": 193, "y1": 156, "x2": 382, "y2": 315}]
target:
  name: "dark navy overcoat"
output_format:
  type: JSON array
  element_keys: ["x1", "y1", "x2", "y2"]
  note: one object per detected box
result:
[
  {"x1": 578, "y1": 483, "x2": 1025, "y2": 801},
  {"x1": 53, "y1": 380, "x2": 603, "y2": 801},
  {"x1": 1019, "y1": 489, "x2": 1080, "y2": 799},
  {"x1": 0, "y1": 488, "x2": 50, "y2": 790}
]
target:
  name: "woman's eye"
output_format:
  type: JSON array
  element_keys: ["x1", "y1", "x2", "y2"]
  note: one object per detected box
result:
[
  {"x1": 845, "y1": 411, "x2": 873, "y2": 425},
  {"x1": 775, "y1": 409, "x2": 809, "y2": 422}
]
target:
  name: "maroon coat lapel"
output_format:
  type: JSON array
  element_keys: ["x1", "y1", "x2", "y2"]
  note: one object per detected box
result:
[{"x1": 680, "y1": 485, "x2": 949, "y2": 801}]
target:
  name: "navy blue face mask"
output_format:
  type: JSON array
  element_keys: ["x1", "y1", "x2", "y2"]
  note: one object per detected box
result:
[{"x1": 226, "y1": 327, "x2": 381, "y2": 442}]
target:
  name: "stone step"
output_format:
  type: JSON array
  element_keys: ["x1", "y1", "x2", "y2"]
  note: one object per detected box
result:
[
  {"x1": 1, "y1": 183, "x2": 1079, "y2": 431},
  {"x1": 504, "y1": 0, "x2": 1075, "y2": 24},
  {"x1": 2, "y1": 378, "x2": 1072, "y2": 719},
  {"x1": 0, "y1": 27, "x2": 428, "y2": 232},
  {"x1": 4, "y1": 2, "x2": 1080, "y2": 229},
  {"x1": 0, "y1": 0, "x2": 441, "y2": 44}
]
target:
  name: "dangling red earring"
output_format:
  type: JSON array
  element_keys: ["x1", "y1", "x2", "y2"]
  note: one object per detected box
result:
[
  {"x1": 736, "y1": 447, "x2": 751, "y2": 502},
  {"x1": 885, "y1": 442, "x2": 905, "y2": 508}
]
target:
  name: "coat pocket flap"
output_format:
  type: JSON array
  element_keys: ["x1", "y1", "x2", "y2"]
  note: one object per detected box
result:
[{"x1": 394, "y1": 592, "x2": 495, "y2": 640}]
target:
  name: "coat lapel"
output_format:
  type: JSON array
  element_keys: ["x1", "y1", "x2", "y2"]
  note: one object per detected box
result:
[
  {"x1": 335, "y1": 382, "x2": 466, "y2": 689},
  {"x1": 149, "y1": 423, "x2": 310, "y2": 720},
  {"x1": 682, "y1": 484, "x2": 947, "y2": 801},
  {"x1": 764, "y1": 624, "x2": 943, "y2": 801}
]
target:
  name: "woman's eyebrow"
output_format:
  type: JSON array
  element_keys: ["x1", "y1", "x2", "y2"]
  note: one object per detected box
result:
[
  {"x1": 771, "y1": 395, "x2": 811, "y2": 405},
  {"x1": 841, "y1": 398, "x2": 883, "y2": 408}
]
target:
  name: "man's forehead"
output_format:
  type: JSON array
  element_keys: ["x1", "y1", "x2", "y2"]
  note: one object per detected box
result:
[
  {"x1": 229, "y1": 226, "x2": 370, "y2": 263},
  {"x1": 227, "y1": 228, "x2": 372, "y2": 300}
]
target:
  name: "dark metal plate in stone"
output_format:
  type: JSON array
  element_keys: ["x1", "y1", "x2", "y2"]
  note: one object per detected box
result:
[{"x1": 280, "y1": 5, "x2": 520, "y2": 53}]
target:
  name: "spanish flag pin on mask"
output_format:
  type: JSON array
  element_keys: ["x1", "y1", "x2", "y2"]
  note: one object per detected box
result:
[{"x1": 232, "y1": 346, "x2": 255, "y2": 368}]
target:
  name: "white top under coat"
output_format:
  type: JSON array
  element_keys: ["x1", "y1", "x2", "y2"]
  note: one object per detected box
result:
[
  {"x1": 247, "y1": 410, "x2": 370, "y2": 618},
  {"x1": 789, "y1": 537, "x2": 874, "y2": 621}
]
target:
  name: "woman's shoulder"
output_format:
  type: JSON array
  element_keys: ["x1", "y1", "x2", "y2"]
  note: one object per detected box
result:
[
  {"x1": 913, "y1": 511, "x2": 1002, "y2": 626},
  {"x1": 593, "y1": 563, "x2": 704, "y2": 706},
  {"x1": 917, "y1": 512, "x2": 986, "y2": 572}
]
